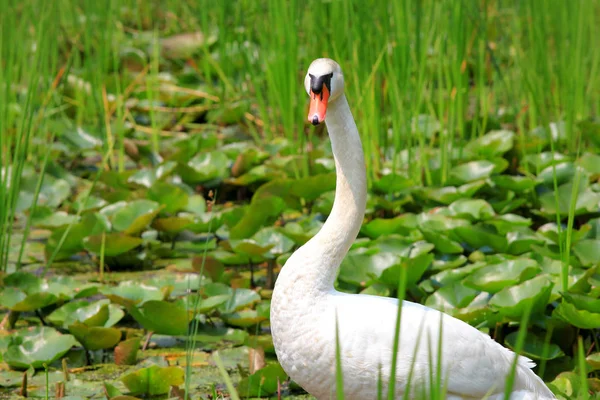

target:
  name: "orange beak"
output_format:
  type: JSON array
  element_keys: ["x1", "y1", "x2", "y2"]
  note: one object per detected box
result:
[{"x1": 308, "y1": 85, "x2": 330, "y2": 126}]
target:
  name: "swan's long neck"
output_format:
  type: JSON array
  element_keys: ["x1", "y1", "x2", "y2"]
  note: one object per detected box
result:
[{"x1": 296, "y1": 94, "x2": 367, "y2": 292}]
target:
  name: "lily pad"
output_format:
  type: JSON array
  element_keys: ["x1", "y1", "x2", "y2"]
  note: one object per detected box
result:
[
  {"x1": 121, "y1": 365, "x2": 184, "y2": 396},
  {"x1": 148, "y1": 181, "x2": 189, "y2": 214},
  {"x1": 68, "y1": 322, "x2": 122, "y2": 350},
  {"x1": 553, "y1": 300, "x2": 600, "y2": 329},
  {"x1": 449, "y1": 160, "x2": 496, "y2": 184},
  {"x1": 465, "y1": 259, "x2": 541, "y2": 293},
  {"x1": 109, "y1": 200, "x2": 162, "y2": 234},
  {"x1": 237, "y1": 363, "x2": 288, "y2": 397},
  {"x1": 83, "y1": 233, "x2": 143, "y2": 257},
  {"x1": 128, "y1": 299, "x2": 189, "y2": 335},
  {"x1": 504, "y1": 331, "x2": 564, "y2": 360},
  {"x1": 488, "y1": 275, "x2": 554, "y2": 319},
  {"x1": 465, "y1": 130, "x2": 514, "y2": 156},
  {"x1": 3, "y1": 327, "x2": 78, "y2": 370}
]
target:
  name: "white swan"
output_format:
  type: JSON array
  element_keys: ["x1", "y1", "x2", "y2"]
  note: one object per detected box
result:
[{"x1": 270, "y1": 58, "x2": 556, "y2": 400}]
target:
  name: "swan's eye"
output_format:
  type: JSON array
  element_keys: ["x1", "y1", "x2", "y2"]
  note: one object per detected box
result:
[{"x1": 309, "y1": 73, "x2": 333, "y2": 95}]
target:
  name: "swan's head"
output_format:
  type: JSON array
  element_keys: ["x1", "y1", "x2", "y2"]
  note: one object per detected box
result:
[{"x1": 304, "y1": 58, "x2": 344, "y2": 125}]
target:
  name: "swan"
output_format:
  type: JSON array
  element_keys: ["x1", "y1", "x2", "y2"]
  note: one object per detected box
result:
[{"x1": 270, "y1": 58, "x2": 556, "y2": 400}]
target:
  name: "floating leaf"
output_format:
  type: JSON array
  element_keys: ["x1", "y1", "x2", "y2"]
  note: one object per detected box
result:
[
  {"x1": 83, "y1": 233, "x2": 143, "y2": 257},
  {"x1": 148, "y1": 182, "x2": 189, "y2": 214},
  {"x1": 465, "y1": 259, "x2": 541, "y2": 293},
  {"x1": 449, "y1": 161, "x2": 496, "y2": 184},
  {"x1": 361, "y1": 214, "x2": 418, "y2": 239},
  {"x1": 109, "y1": 200, "x2": 162, "y2": 234},
  {"x1": 115, "y1": 337, "x2": 141, "y2": 366},
  {"x1": 465, "y1": 130, "x2": 514, "y2": 156},
  {"x1": 101, "y1": 281, "x2": 164, "y2": 307},
  {"x1": 3, "y1": 327, "x2": 78, "y2": 370},
  {"x1": 179, "y1": 151, "x2": 230, "y2": 183},
  {"x1": 488, "y1": 275, "x2": 553, "y2": 319},
  {"x1": 553, "y1": 300, "x2": 600, "y2": 329},
  {"x1": 68, "y1": 322, "x2": 122, "y2": 350},
  {"x1": 504, "y1": 331, "x2": 564, "y2": 360},
  {"x1": 121, "y1": 365, "x2": 184, "y2": 396},
  {"x1": 128, "y1": 300, "x2": 189, "y2": 335},
  {"x1": 237, "y1": 363, "x2": 288, "y2": 396}
]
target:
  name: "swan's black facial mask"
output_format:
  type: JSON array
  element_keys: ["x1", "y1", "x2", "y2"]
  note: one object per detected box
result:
[{"x1": 308, "y1": 73, "x2": 333, "y2": 126}]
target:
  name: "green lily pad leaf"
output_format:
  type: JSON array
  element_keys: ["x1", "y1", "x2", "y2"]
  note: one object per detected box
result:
[
  {"x1": 32, "y1": 210, "x2": 79, "y2": 229},
  {"x1": 3, "y1": 271, "x2": 42, "y2": 291},
  {"x1": 151, "y1": 216, "x2": 194, "y2": 233},
  {"x1": 128, "y1": 299, "x2": 189, "y2": 335},
  {"x1": 47, "y1": 300, "x2": 90, "y2": 326},
  {"x1": 45, "y1": 212, "x2": 108, "y2": 261},
  {"x1": 221, "y1": 309, "x2": 267, "y2": 328},
  {"x1": 68, "y1": 322, "x2": 122, "y2": 350},
  {"x1": 229, "y1": 196, "x2": 287, "y2": 240},
  {"x1": 465, "y1": 130, "x2": 514, "y2": 156},
  {"x1": 373, "y1": 172, "x2": 415, "y2": 194},
  {"x1": 553, "y1": 300, "x2": 600, "y2": 329},
  {"x1": 83, "y1": 233, "x2": 143, "y2": 257},
  {"x1": 0, "y1": 370, "x2": 24, "y2": 388},
  {"x1": 196, "y1": 294, "x2": 231, "y2": 314},
  {"x1": 109, "y1": 199, "x2": 162, "y2": 234},
  {"x1": 148, "y1": 182, "x2": 189, "y2": 214},
  {"x1": 184, "y1": 195, "x2": 206, "y2": 215},
  {"x1": 425, "y1": 282, "x2": 480, "y2": 313},
  {"x1": 289, "y1": 173, "x2": 336, "y2": 202},
  {"x1": 379, "y1": 253, "x2": 434, "y2": 288},
  {"x1": 121, "y1": 365, "x2": 184, "y2": 396},
  {"x1": 578, "y1": 152, "x2": 600, "y2": 175},
  {"x1": 572, "y1": 239, "x2": 600, "y2": 267},
  {"x1": 420, "y1": 229, "x2": 463, "y2": 254},
  {"x1": 252, "y1": 227, "x2": 295, "y2": 257},
  {"x1": 424, "y1": 180, "x2": 486, "y2": 204},
  {"x1": 101, "y1": 281, "x2": 164, "y2": 307},
  {"x1": 282, "y1": 219, "x2": 323, "y2": 245},
  {"x1": 448, "y1": 199, "x2": 495, "y2": 221},
  {"x1": 3, "y1": 327, "x2": 78, "y2": 370},
  {"x1": 339, "y1": 249, "x2": 402, "y2": 287},
  {"x1": 361, "y1": 214, "x2": 418, "y2": 239},
  {"x1": 539, "y1": 180, "x2": 600, "y2": 218},
  {"x1": 64, "y1": 300, "x2": 124, "y2": 328},
  {"x1": 587, "y1": 353, "x2": 600, "y2": 371},
  {"x1": 491, "y1": 175, "x2": 536, "y2": 193},
  {"x1": 0, "y1": 287, "x2": 58, "y2": 312},
  {"x1": 230, "y1": 239, "x2": 274, "y2": 257},
  {"x1": 504, "y1": 331, "x2": 564, "y2": 360},
  {"x1": 454, "y1": 224, "x2": 507, "y2": 252},
  {"x1": 488, "y1": 275, "x2": 553, "y2": 319},
  {"x1": 538, "y1": 162, "x2": 579, "y2": 187},
  {"x1": 506, "y1": 231, "x2": 544, "y2": 255},
  {"x1": 179, "y1": 151, "x2": 230, "y2": 183},
  {"x1": 561, "y1": 293, "x2": 600, "y2": 313},
  {"x1": 237, "y1": 363, "x2": 288, "y2": 396},
  {"x1": 431, "y1": 254, "x2": 468, "y2": 271},
  {"x1": 449, "y1": 161, "x2": 496, "y2": 184},
  {"x1": 219, "y1": 289, "x2": 261, "y2": 314},
  {"x1": 466, "y1": 259, "x2": 541, "y2": 293}
]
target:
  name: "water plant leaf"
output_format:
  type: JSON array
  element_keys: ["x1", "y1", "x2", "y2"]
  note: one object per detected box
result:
[
  {"x1": 83, "y1": 233, "x2": 143, "y2": 257},
  {"x1": 454, "y1": 224, "x2": 507, "y2": 252},
  {"x1": 572, "y1": 239, "x2": 600, "y2": 267},
  {"x1": 221, "y1": 309, "x2": 267, "y2": 328},
  {"x1": 379, "y1": 253, "x2": 434, "y2": 288},
  {"x1": 151, "y1": 216, "x2": 194, "y2": 233},
  {"x1": 101, "y1": 281, "x2": 164, "y2": 307},
  {"x1": 465, "y1": 130, "x2": 514, "y2": 156},
  {"x1": 491, "y1": 175, "x2": 536, "y2": 193},
  {"x1": 465, "y1": 258, "x2": 541, "y2": 293},
  {"x1": 219, "y1": 289, "x2": 261, "y2": 314},
  {"x1": 361, "y1": 214, "x2": 418, "y2": 239},
  {"x1": 449, "y1": 160, "x2": 496, "y2": 184},
  {"x1": 3, "y1": 327, "x2": 78, "y2": 370},
  {"x1": 237, "y1": 363, "x2": 288, "y2": 396},
  {"x1": 179, "y1": 151, "x2": 230, "y2": 183},
  {"x1": 252, "y1": 227, "x2": 295, "y2": 257},
  {"x1": 448, "y1": 199, "x2": 495, "y2": 221},
  {"x1": 128, "y1": 299, "x2": 189, "y2": 335},
  {"x1": 110, "y1": 200, "x2": 162, "y2": 234},
  {"x1": 121, "y1": 365, "x2": 184, "y2": 396},
  {"x1": 0, "y1": 287, "x2": 58, "y2": 312},
  {"x1": 68, "y1": 322, "x2": 122, "y2": 350},
  {"x1": 553, "y1": 300, "x2": 600, "y2": 329},
  {"x1": 148, "y1": 181, "x2": 189, "y2": 214},
  {"x1": 488, "y1": 275, "x2": 553, "y2": 319},
  {"x1": 339, "y1": 249, "x2": 402, "y2": 287},
  {"x1": 504, "y1": 331, "x2": 564, "y2": 360}
]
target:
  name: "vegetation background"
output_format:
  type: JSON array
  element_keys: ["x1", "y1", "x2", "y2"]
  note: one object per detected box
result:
[{"x1": 0, "y1": 0, "x2": 599, "y2": 399}]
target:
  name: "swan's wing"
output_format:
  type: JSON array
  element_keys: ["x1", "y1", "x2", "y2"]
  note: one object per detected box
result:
[{"x1": 330, "y1": 292, "x2": 553, "y2": 398}]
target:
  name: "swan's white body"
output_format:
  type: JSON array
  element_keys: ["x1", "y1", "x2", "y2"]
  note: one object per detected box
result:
[{"x1": 270, "y1": 59, "x2": 555, "y2": 400}]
